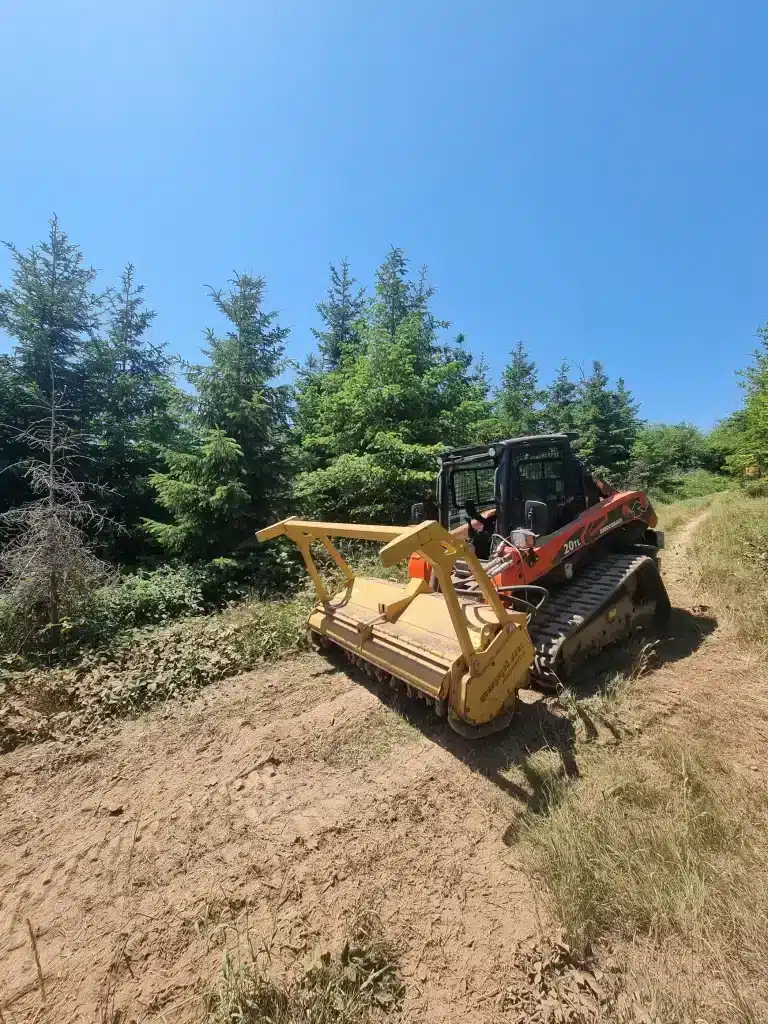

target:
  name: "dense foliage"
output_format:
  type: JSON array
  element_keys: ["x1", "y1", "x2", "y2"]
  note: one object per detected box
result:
[{"x1": 1, "y1": 217, "x2": 765, "y2": 657}]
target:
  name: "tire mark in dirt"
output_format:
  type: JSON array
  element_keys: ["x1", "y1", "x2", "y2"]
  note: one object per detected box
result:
[{"x1": 0, "y1": 653, "x2": 543, "y2": 1023}]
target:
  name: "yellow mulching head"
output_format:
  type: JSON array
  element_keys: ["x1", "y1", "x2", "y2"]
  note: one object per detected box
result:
[{"x1": 257, "y1": 518, "x2": 534, "y2": 737}]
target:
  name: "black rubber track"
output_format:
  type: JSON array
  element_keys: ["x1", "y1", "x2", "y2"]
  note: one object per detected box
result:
[{"x1": 527, "y1": 550, "x2": 660, "y2": 688}]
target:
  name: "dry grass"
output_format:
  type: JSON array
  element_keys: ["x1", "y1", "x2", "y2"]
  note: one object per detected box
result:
[
  {"x1": 312, "y1": 706, "x2": 419, "y2": 770},
  {"x1": 654, "y1": 493, "x2": 716, "y2": 538},
  {"x1": 201, "y1": 911, "x2": 404, "y2": 1023},
  {"x1": 521, "y1": 490, "x2": 768, "y2": 1023},
  {"x1": 524, "y1": 736, "x2": 768, "y2": 1021},
  {"x1": 525, "y1": 737, "x2": 768, "y2": 942},
  {"x1": 690, "y1": 491, "x2": 768, "y2": 647}
]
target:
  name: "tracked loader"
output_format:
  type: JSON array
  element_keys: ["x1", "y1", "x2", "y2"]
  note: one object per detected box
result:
[{"x1": 257, "y1": 433, "x2": 669, "y2": 738}]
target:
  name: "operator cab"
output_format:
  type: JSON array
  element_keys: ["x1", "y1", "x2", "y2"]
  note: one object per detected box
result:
[{"x1": 411, "y1": 434, "x2": 603, "y2": 559}]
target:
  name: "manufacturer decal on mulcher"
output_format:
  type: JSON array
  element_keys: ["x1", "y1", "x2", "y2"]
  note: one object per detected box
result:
[{"x1": 480, "y1": 641, "x2": 527, "y2": 703}]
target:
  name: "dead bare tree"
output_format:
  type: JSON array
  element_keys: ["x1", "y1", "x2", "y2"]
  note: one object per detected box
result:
[{"x1": 0, "y1": 360, "x2": 114, "y2": 647}]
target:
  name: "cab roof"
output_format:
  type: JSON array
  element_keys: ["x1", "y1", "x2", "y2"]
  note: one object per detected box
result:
[{"x1": 440, "y1": 433, "x2": 576, "y2": 463}]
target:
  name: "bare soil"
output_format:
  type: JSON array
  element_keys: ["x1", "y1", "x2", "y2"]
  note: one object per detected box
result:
[{"x1": 0, "y1": 512, "x2": 730, "y2": 1023}]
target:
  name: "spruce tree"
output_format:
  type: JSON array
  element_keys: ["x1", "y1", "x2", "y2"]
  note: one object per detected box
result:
[
  {"x1": 143, "y1": 429, "x2": 249, "y2": 559},
  {"x1": 0, "y1": 216, "x2": 101, "y2": 396},
  {"x1": 0, "y1": 217, "x2": 102, "y2": 520},
  {"x1": 0, "y1": 370, "x2": 113, "y2": 644},
  {"x1": 84, "y1": 265, "x2": 182, "y2": 557},
  {"x1": 372, "y1": 246, "x2": 413, "y2": 339},
  {"x1": 542, "y1": 359, "x2": 578, "y2": 433},
  {"x1": 187, "y1": 274, "x2": 291, "y2": 540},
  {"x1": 496, "y1": 342, "x2": 542, "y2": 437},
  {"x1": 610, "y1": 377, "x2": 642, "y2": 473},
  {"x1": 0, "y1": 356, "x2": 28, "y2": 515},
  {"x1": 312, "y1": 259, "x2": 366, "y2": 369},
  {"x1": 574, "y1": 362, "x2": 640, "y2": 481},
  {"x1": 369, "y1": 247, "x2": 448, "y2": 348},
  {"x1": 295, "y1": 254, "x2": 493, "y2": 521}
]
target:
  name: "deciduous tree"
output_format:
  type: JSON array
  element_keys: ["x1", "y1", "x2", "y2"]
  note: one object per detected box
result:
[{"x1": 726, "y1": 324, "x2": 768, "y2": 477}]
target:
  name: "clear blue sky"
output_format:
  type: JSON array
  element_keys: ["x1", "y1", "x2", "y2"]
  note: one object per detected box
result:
[{"x1": 1, "y1": 0, "x2": 766, "y2": 429}]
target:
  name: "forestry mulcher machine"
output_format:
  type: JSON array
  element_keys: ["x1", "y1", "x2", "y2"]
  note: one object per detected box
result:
[{"x1": 258, "y1": 434, "x2": 669, "y2": 738}]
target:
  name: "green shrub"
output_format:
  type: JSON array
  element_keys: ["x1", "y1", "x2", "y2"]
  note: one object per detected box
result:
[
  {"x1": 94, "y1": 565, "x2": 208, "y2": 630},
  {"x1": 104, "y1": 547, "x2": 304, "y2": 625},
  {"x1": 0, "y1": 541, "x2": 307, "y2": 661},
  {"x1": 650, "y1": 468, "x2": 729, "y2": 503},
  {"x1": 744, "y1": 478, "x2": 768, "y2": 498}
]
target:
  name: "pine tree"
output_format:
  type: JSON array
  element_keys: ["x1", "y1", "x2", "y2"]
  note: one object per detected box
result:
[
  {"x1": 574, "y1": 362, "x2": 640, "y2": 481},
  {"x1": 84, "y1": 265, "x2": 182, "y2": 557},
  {"x1": 143, "y1": 429, "x2": 249, "y2": 559},
  {"x1": 0, "y1": 216, "x2": 101, "y2": 395},
  {"x1": 312, "y1": 259, "x2": 366, "y2": 369},
  {"x1": 542, "y1": 359, "x2": 578, "y2": 433},
  {"x1": 295, "y1": 258, "x2": 493, "y2": 522},
  {"x1": 496, "y1": 342, "x2": 542, "y2": 437},
  {"x1": 187, "y1": 274, "x2": 292, "y2": 540}
]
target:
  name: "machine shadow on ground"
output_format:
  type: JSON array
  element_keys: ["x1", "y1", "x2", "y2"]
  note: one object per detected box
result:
[
  {"x1": 336, "y1": 603, "x2": 718, "y2": 827},
  {"x1": 566, "y1": 606, "x2": 718, "y2": 696}
]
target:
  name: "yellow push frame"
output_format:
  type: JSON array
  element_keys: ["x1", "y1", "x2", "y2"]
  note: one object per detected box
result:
[{"x1": 256, "y1": 516, "x2": 526, "y2": 661}]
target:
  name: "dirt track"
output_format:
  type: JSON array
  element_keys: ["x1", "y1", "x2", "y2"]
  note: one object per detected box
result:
[{"x1": 0, "y1": 512, "x2": 719, "y2": 1022}]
